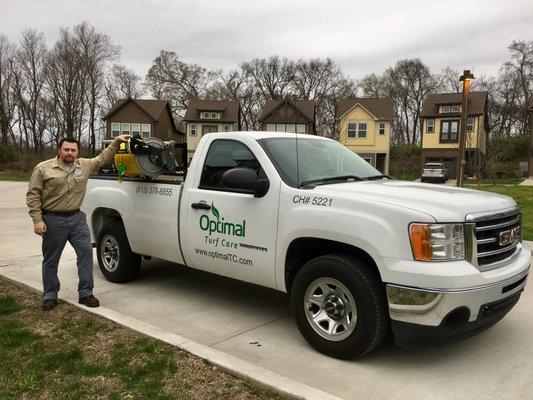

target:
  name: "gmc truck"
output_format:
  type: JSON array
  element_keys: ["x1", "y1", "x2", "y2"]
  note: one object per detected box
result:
[{"x1": 82, "y1": 132, "x2": 530, "y2": 359}]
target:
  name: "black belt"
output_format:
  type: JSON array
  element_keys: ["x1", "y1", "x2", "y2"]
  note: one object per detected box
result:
[{"x1": 42, "y1": 209, "x2": 80, "y2": 217}]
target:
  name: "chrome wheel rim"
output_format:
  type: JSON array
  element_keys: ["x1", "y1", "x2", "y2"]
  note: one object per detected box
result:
[
  {"x1": 101, "y1": 235, "x2": 120, "y2": 272},
  {"x1": 304, "y1": 277, "x2": 357, "y2": 341}
]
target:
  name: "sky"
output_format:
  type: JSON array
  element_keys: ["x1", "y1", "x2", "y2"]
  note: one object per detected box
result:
[{"x1": 1, "y1": 0, "x2": 532, "y2": 81}]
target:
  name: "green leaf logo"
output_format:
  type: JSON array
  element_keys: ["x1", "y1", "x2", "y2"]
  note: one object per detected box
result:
[{"x1": 211, "y1": 202, "x2": 220, "y2": 220}]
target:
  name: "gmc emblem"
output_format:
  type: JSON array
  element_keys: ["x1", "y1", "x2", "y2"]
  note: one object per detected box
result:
[{"x1": 499, "y1": 227, "x2": 520, "y2": 246}]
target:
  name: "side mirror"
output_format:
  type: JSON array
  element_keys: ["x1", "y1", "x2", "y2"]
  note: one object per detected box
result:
[{"x1": 222, "y1": 168, "x2": 269, "y2": 198}]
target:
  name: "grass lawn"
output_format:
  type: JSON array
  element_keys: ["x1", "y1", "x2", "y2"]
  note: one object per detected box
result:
[
  {"x1": 0, "y1": 279, "x2": 289, "y2": 400},
  {"x1": 0, "y1": 172, "x2": 31, "y2": 181},
  {"x1": 464, "y1": 184, "x2": 533, "y2": 241}
]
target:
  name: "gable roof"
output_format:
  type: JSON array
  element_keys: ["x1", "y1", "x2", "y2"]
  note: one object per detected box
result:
[
  {"x1": 420, "y1": 91, "x2": 488, "y2": 117},
  {"x1": 259, "y1": 99, "x2": 316, "y2": 122},
  {"x1": 336, "y1": 98, "x2": 394, "y2": 120},
  {"x1": 103, "y1": 98, "x2": 180, "y2": 134},
  {"x1": 183, "y1": 100, "x2": 239, "y2": 123},
  {"x1": 103, "y1": 98, "x2": 171, "y2": 121}
]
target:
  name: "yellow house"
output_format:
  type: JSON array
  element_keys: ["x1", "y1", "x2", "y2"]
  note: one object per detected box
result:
[
  {"x1": 183, "y1": 100, "x2": 240, "y2": 163},
  {"x1": 337, "y1": 98, "x2": 393, "y2": 174},
  {"x1": 420, "y1": 91, "x2": 488, "y2": 179}
]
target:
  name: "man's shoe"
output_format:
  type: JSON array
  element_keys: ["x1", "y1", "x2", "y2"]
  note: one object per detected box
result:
[
  {"x1": 42, "y1": 299, "x2": 58, "y2": 311},
  {"x1": 79, "y1": 295, "x2": 100, "y2": 308}
]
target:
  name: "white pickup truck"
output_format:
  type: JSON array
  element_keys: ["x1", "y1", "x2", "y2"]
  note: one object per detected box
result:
[{"x1": 83, "y1": 131, "x2": 530, "y2": 359}]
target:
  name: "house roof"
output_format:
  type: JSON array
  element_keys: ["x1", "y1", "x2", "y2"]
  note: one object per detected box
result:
[
  {"x1": 183, "y1": 100, "x2": 240, "y2": 123},
  {"x1": 103, "y1": 98, "x2": 170, "y2": 121},
  {"x1": 420, "y1": 91, "x2": 488, "y2": 117},
  {"x1": 103, "y1": 98, "x2": 180, "y2": 134},
  {"x1": 336, "y1": 98, "x2": 394, "y2": 120},
  {"x1": 259, "y1": 99, "x2": 316, "y2": 122}
]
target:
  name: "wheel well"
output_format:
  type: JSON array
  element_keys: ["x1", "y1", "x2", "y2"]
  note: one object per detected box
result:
[
  {"x1": 92, "y1": 208, "x2": 123, "y2": 240},
  {"x1": 285, "y1": 238, "x2": 381, "y2": 292}
]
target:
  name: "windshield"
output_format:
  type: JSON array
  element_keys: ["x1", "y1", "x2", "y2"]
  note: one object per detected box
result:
[
  {"x1": 424, "y1": 163, "x2": 444, "y2": 169},
  {"x1": 258, "y1": 137, "x2": 381, "y2": 188}
]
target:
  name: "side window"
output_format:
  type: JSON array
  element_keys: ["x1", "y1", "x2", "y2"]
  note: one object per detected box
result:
[{"x1": 199, "y1": 140, "x2": 264, "y2": 191}]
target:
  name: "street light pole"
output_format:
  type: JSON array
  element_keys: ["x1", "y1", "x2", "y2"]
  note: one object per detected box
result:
[{"x1": 457, "y1": 70, "x2": 474, "y2": 187}]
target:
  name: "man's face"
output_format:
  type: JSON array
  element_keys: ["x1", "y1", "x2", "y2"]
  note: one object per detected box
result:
[{"x1": 58, "y1": 142, "x2": 79, "y2": 164}]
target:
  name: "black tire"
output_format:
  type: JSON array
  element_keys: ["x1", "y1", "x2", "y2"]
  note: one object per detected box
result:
[
  {"x1": 96, "y1": 220, "x2": 141, "y2": 283},
  {"x1": 290, "y1": 254, "x2": 389, "y2": 359},
  {"x1": 420, "y1": 178, "x2": 425, "y2": 183}
]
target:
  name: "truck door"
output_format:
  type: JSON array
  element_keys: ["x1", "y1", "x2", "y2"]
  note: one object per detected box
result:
[{"x1": 183, "y1": 138, "x2": 279, "y2": 289}]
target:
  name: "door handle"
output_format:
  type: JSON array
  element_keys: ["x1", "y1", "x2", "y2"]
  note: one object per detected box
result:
[{"x1": 191, "y1": 202, "x2": 211, "y2": 210}]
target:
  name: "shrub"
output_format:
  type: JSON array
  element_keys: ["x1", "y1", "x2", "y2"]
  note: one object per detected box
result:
[{"x1": 0, "y1": 144, "x2": 14, "y2": 164}]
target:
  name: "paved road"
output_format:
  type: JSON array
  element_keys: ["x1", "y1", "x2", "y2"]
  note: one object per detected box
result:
[{"x1": 1, "y1": 180, "x2": 532, "y2": 400}]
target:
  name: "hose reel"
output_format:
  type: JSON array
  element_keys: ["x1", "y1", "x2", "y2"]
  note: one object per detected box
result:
[{"x1": 114, "y1": 137, "x2": 177, "y2": 178}]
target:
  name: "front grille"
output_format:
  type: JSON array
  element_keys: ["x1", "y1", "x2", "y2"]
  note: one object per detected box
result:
[{"x1": 470, "y1": 208, "x2": 521, "y2": 270}]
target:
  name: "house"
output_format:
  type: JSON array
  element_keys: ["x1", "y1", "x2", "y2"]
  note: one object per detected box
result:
[
  {"x1": 103, "y1": 98, "x2": 183, "y2": 143},
  {"x1": 259, "y1": 99, "x2": 316, "y2": 134},
  {"x1": 528, "y1": 98, "x2": 533, "y2": 178},
  {"x1": 183, "y1": 100, "x2": 240, "y2": 162},
  {"x1": 102, "y1": 98, "x2": 186, "y2": 166},
  {"x1": 420, "y1": 91, "x2": 489, "y2": 179},
  {"x1": 336, "y1": 98, "x2": 393, "y2": 174}
]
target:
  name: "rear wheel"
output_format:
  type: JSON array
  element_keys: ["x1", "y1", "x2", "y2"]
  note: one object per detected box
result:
[
  {"x1": 96, "y1": 220, "x2": 141, "y2": 283},
  {"x1": 290, "y1": 254, "x2": 389, "y2": 359}
]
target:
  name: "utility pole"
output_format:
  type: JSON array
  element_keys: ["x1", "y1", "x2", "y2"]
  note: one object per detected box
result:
[{"x1": 457, "y1": 70, "x2": 474, "y2": 187}]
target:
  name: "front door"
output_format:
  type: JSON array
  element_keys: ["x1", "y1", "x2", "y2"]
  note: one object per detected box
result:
[{"x1": 183, "y1": 138, "x2": 279, "y2": 289}]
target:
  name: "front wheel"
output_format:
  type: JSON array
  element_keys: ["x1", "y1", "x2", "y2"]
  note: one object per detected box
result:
[
  {"x1": 96, "y1": 220, "x2": 141, "y2": 283},
  {"x1": 290, "y1": 254, "x2": 389, "y2": 359}
]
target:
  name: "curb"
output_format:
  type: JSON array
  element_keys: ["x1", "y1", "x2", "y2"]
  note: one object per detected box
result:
[{"x1": 0, "y1": 273, "x2": 342, "y2": 400}]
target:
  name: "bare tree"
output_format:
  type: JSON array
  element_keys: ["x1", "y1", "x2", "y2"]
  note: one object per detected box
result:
[
  {"x1": 11, "y1": 30, "x2": 49, "y2": 154},
  {"x1": 0, "y1": 35, "x2": 17, "y2": 148},
  {"x1": 45, "y1": 26, "x2": 88, "y2": 142},
  {"x1": 241, "y1": 56, "x2": 294, "y2": 100},
  {"x1": 74, "y1": 22, "x2": 119, "y2": 154},
  {"x1": 146, "y1": 50, "x2": 216, "y2": 118},
  {"x1": 105, "y1": 64, "x2": 144, "y2": 107}
]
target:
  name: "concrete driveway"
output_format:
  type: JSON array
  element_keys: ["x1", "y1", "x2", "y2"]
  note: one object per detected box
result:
[{"x1": 1, "y1": 180, "x2": 532, "y2": 400}]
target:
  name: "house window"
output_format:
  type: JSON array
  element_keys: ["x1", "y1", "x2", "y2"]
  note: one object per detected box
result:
[
  {"x1": 266, "y1": 124, "x2": 276, "y2": 131},
  {"x1": 440, "y1": 120, "x2": 459, "y2": 143},
  {"x1": 142, "y1": 123, "x2": 151, "y2": 137},
  {"x1": 276, "y1": 124, "x2": 285, "y2": 132},
  {"x1": 111, "y1": 122, "x2": 120, "y2": 137},
  {"x1": 358, "y1": 123, "x2": 367, "y2": 138},
  {"x1": 296, "y1": 124, "x2": 305, "y2": 133},
  {"x1": 379, "y1": 122, "x2": 386, "y2": 135},
  {"x1": 363, "y1": 157, "x2": 372, "y2": 165},
  {"x1": 451, "y1": 105, "x2": 460, "y2": 113},
  {"x1": 427, "y1": 119, "x2": 435, "y2": 133},
  {"x1": 466, "y1": 117, "x2": 475, "y2": 132},
  {"x1": 131, "y1": 123, "x2": 141, "y2": 137},
  {"x1": 285, "y1": 124, "x2": 296, "y2": 133},
  {"x1": 442, "y1": 105, "x2": 451, "y2": 113},
  {"x1": 211, "y1": 112, "x2": 218, "y2": 119},
  {"x1": 189, "y1": 123, "x2": 196, "y2": 136},
  {"x1": 224, "y1": 124, "x2": 230, "y2": 132},
  {"x1": 121, "y1": 123, "x2": 130, "y2": 135},
  {"x1": 347, "y1": 123, "x2": 357, "y2": 138}
]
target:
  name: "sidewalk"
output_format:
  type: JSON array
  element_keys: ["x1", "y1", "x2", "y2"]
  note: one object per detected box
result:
[{"x1": 1, "y1": 181, "x2": 532, "y2": 400}]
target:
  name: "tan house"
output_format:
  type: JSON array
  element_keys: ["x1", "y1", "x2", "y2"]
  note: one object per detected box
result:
[
  {"x1": 337, "y1": 98, "x2": 393, "y2": 174},
  {"x1": 420, "y1": 91, "x2": 488, "y2": 179},
  {"x1": 183, "y1": 100, "x2": 240, "y2": 162},
  {"x1": 259, "y1": 99, "x2": 316, "y2": 134}
]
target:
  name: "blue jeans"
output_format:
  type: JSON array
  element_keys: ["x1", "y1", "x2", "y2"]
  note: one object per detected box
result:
[{"x1": 41, "y1": 211, "x2": 93, "y2": 300}]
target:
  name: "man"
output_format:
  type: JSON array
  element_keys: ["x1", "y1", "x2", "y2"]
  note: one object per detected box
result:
[{"x1": 26, "y1": 135, "x2": 131, "y2": 311}]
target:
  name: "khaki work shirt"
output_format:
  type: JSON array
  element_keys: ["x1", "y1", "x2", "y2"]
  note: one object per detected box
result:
[{"x1": 26, "y1": 139, "x2": 120, "y2": 224}]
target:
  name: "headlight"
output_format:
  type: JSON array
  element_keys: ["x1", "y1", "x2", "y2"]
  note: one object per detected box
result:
[{"x1": 409, "y1": 223, "x2": 465, "y2": 261}]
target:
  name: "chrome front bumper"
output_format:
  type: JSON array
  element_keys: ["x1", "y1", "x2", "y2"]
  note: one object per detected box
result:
[{"x1": 386, "y1": 267, "x2": 529, "y2": 327}]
